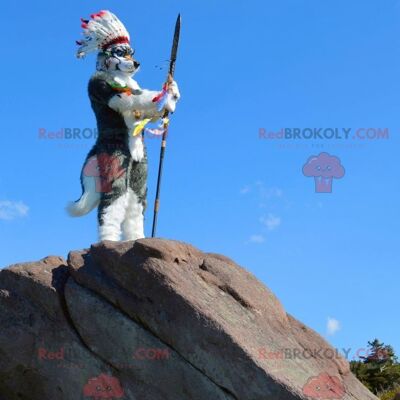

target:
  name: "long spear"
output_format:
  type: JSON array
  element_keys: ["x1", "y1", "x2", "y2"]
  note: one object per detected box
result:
[{"x1": 151, "y1": 14, "x2": 181, "y2": 238}]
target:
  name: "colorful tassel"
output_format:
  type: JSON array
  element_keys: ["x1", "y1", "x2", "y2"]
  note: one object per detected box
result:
[
  {"x1": 144, "y1": 118, "x2": 169, "y2": 137},
  {"x1": 152, "y1": 83, "x2": 170, "y2": 112},
  {"x1": 152, "y1": 84, "x2": 167, "y2": 103},
  {"x1": 156, "y1": 94, "x2": 168, "y2": 112},
  {"x1": 145, "y1": 128, "x2": 164, "y2": 136},
  {"x1": 133, "y1": 119, "x2": 151, "y2": 137},
  {"x1": 108, "y1": 81, "x2": 132, "y2": 95}
]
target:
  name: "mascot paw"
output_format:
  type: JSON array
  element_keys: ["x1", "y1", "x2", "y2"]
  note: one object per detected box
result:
[{"x1": 165, "y1": 80, "x2": 180, "y2": 113}]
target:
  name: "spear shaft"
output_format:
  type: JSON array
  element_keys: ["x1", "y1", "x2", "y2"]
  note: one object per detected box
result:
[{"x1": 151, "y1": 14, "x2": 181, "y2": 238}]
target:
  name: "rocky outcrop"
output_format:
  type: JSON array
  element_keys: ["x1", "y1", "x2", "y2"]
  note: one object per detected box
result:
[{"x1": 0, "y1": 239, "x2": 378, "y2": 400}]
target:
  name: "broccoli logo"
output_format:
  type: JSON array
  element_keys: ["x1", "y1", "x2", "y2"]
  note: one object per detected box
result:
[
  {"x1": 83, "y1": 373, "x2": 124, "y2": 399},
  {"x1": 83, "y1": 153, "x2": 125, "y2": 193},
  {"x1": 303, "y1": 152, "x2": 345, "y2": 193},
  {"x1": 302, "y1": 373, "x2": 345, "y2": 399}
]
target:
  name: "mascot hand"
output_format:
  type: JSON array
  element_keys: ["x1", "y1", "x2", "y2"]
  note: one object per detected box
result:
[{"x1": 165, "y1": 80, "x2": 180, "y2": 113}]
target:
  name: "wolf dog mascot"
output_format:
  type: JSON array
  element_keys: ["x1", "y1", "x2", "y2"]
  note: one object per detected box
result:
[{"x1": 67, "y1": 11, "x2": 180, "y2": 241}]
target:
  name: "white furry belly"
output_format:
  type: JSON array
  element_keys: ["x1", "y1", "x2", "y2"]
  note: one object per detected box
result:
[
  {"x1": 128, "y1": 135, "x2": 144, "y2": 162},
  {"x1": 122, "y1": 112, "x2": 145, "y2": 162}
]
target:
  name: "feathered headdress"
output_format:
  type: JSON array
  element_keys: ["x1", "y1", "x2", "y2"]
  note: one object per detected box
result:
[{"x1": 76, "y1": 10, "x2": 131, "y2": 59}]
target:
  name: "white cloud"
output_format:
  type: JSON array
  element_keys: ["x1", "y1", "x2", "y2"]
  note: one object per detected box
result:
[
  {"x1": 240, "y1": 182, "x2": 283, "y2": 201},
  {"x1": 0, "y1": 201, "x2": 29, "y2": 221},
  {"x1": 248, "y1": 234, "x2": 265, "y2": 244},
  {"x1": 240, "y1": 182, "x2": 284, "y2": 243},
  {"x1": 240, "y1": 186, "x2": 251, "y2": 194},
  {"x1": 260, "y1": 213, "x2": 281, "y2": 231},
  {"x1": 327, "y1": 317, "x2": 341, "y2": 336},
  {"x1": 255, "y1": 182, "x2": 283, "y2": 200}
]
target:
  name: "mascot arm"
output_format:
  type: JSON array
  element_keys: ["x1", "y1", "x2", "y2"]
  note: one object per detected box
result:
[
  {"x1": 108, "y1": 88, "x2": 161, "y2": 114},
  {"x1": 88, "y1": 77, "x2": 179, "y2": 115},
  {"x1": 88, "y1": 77, "x2": 158, "y2": 114}
]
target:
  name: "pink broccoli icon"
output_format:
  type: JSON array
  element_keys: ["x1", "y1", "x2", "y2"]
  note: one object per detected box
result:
[
  {"x1": 302, "y1": 152, "x2": 345, "y2": 193},
  {"x1": 83, "y1": 373, "x2": 124, "y2": 399},
  {"x1": 302, "y1": 373, "x2": 345, "y2": 399},
  {"x1": 83, "y1": 153, "x2": 125, "y2": 193}
]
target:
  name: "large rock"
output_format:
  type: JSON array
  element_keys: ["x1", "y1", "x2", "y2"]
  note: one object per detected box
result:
[
  {"x1": 0, "y1": 256, "x2": 138, "y2": 399},
  {"x1": 0, "y1": 239, "x2": 378, "y2": 400}
]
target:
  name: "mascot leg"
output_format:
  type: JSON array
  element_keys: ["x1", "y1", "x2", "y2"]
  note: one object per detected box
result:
[
  {"x1": 122, "y1": 189, "x2": 145, "y2": 241},
  {"x1": 121, "y1": 158, "x2": 147, "y2": 241},
  {"x1": 98, "y1": 193, "x2": 129, "y2": 241}
]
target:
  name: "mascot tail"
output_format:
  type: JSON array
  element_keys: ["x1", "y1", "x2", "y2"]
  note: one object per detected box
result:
[{"x1": 66, "y1": 158, "x2": 101, "y2": 217}]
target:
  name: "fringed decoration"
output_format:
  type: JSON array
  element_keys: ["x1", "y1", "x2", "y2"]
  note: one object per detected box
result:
[
  {"x1": 108, "y1": 81, "x2": 132, "y2": 95},
  {"x1": 132, "y1": 119, "x2": 151, "y2": 137},
  {"x1": 152, "y1": 84, "x2": 169, "y2": 112}
]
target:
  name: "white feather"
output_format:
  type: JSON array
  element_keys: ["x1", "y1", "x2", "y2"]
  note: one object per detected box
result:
[{"x1": 76, "y1": 10, "x2": 130, "y2": 58}]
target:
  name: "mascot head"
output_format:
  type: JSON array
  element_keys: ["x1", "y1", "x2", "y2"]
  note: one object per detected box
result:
[{"x1": 76, "y1": 10, "x2": 140, "y2": 75}]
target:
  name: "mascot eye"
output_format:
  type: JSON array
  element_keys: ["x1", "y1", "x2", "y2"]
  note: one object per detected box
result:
[{"x1": 112, "y1": 48, "x2": 134, "y2": 58}]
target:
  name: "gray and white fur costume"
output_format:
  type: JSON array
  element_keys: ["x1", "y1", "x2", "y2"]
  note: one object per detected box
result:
[{"x1": 67, "y1": 11, "x2": 180, "y2": 241}]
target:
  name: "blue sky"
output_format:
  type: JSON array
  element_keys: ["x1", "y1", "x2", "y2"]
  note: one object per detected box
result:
[{"x1": 1, "y1": 0, "x2": 399, "y2": 361}]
